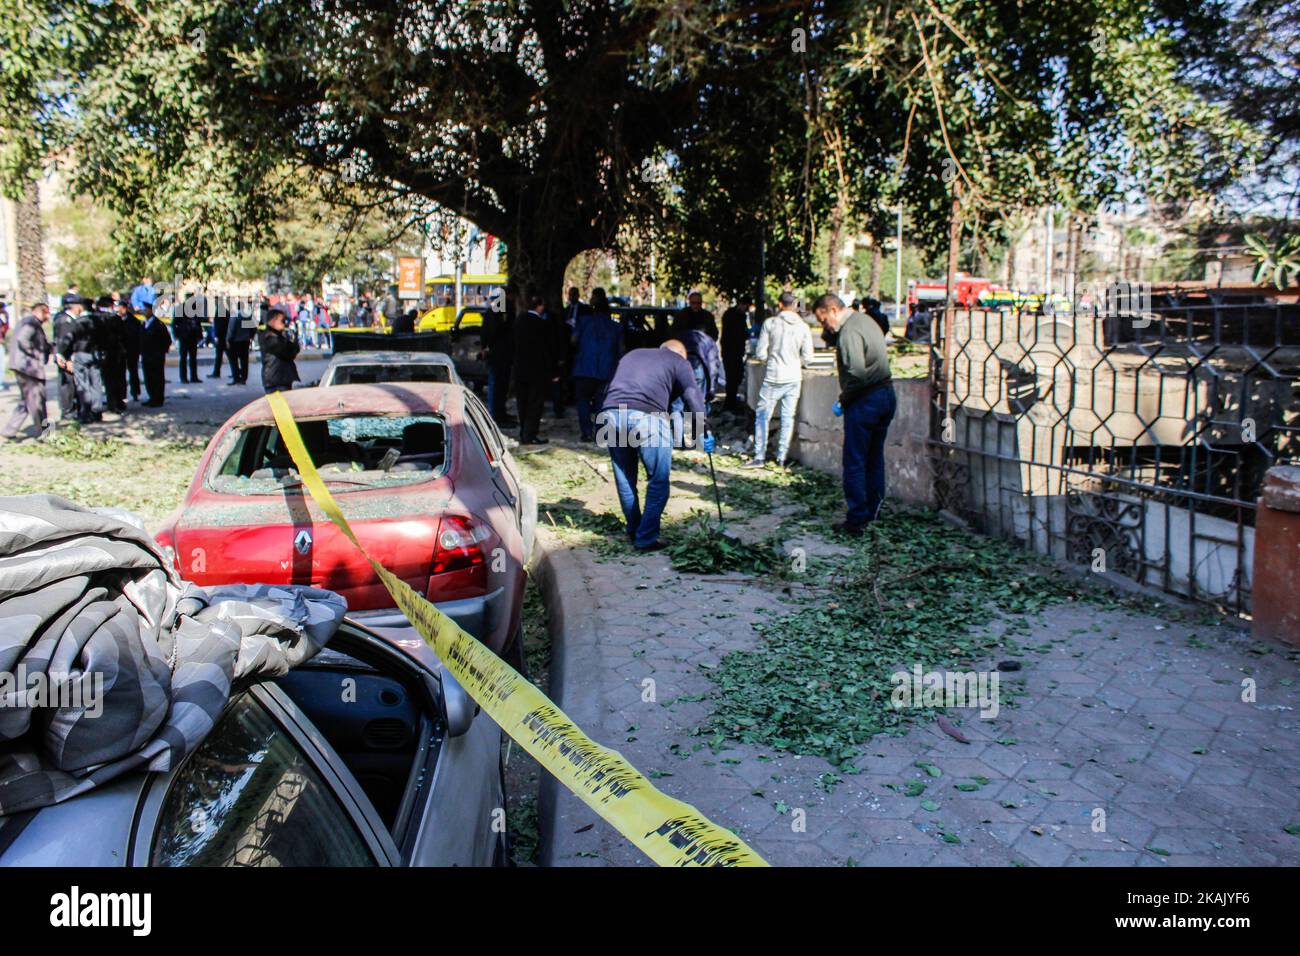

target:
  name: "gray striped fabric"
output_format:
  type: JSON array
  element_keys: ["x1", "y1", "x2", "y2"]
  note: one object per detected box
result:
[{"x1": 0, "y1": 494, "x2": 346, "y2": 814}]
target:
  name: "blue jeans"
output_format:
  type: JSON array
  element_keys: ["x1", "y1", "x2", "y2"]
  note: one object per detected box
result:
[
  {"x1": 574, "y1": 376, "x2": 609, "y2": 440},
  {"x1": 842, "y1": 385, "x2": 897, "y2": 526},
  {"x1": 598, "y1": 408, "x2": 673, "y2": 548},
  {"x1": 753, "y1": 380, "x2": 800, "y2": 463}
]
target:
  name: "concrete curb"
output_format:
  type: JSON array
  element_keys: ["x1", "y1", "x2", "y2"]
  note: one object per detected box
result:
[{"x1": 530, "y1": 528, "x2": 612, "y2": 867}]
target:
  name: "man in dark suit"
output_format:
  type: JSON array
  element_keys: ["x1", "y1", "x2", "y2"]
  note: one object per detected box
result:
[
  {"x1": 140, "y1": 303, "x2": 173, "y2": 406},
  {"x1": 226, "y1": 297, "x2": 254, "y2": 385},
  {"x1": 512, "y1": 289, "x2": 559, "y2": 444},
  {"x1": 671, "y1": 290, "x2": 719, "y2": 340},
  {"x1": 117, "y1": 297, "x2": 142, "y2": 401},
  {"x1": 173, "y1": 290, "x2": 204, "y2": 383},
  {"x1": 720, "y1": 296, "x2": 753, "y2": 411},
  {"x1": 209, "y1": 303, "x2": 230, "y2": 378},
  {"x1": 481, "y1": 301, "x2": 515, "y2": 426}
]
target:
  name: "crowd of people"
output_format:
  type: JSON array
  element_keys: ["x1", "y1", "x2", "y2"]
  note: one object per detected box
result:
[
  {"x1": 3, "y1": 275, "x2": 898, "y2": 547},
  {"x1": 478, "y1": 284, "x2": 898, "y2": 550},
  {"x1": 0, "y1": 280, "x2": 324, "y2": 440}
]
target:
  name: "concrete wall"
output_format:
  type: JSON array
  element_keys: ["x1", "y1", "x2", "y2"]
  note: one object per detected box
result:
[{"x1": 744, "y1": 359, "x2": 933, "y2": 507}]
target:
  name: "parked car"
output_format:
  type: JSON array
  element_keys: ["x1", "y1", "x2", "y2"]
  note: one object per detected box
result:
[
  {"x1": 319, "y1": 350, "x2": 462, "y2": 387},
  {"x1": 0, "y1": 618, "x2": 506, "y2": 866},
  {"x1": 330, "y1": 311, "x2": 489, "y2": 392},
  {"x1": 154, "y1": 382, "x2": 538, "y2": 667}
]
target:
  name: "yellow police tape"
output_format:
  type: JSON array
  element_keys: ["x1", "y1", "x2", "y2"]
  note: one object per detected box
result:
[{"x1": 266, "y1": 392, "x2": 768, "y2": 867}]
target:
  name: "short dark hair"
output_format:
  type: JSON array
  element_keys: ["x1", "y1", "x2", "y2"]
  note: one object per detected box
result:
[
  {"x1": 267, "y1": 307, "x2": 288, "y2": 322},
  {"x1": 812, "y1": 293, "x2": 845, "y2": 312},
  {"x1": 778, "y1": 291, "x2": 797, "y2": 309}
]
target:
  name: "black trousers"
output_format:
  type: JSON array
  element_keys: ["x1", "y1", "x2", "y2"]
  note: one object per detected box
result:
[
  {"x1": 515, "y1": 377, "x2": 548, "y2": 442},
  {"x1": 177, "y1": 338, "x2": 200, "y2": 382},
  {"x1": 143, "y1": 356, "x2": 166, "y2": 404},
  {"x1": 125, "y1": 347, "x2": 141, "y2": 399},
  {"x1": 57, "y1": 367, "x2": 75, "y2": 418},
  {"x1": 723, "y1": 352, "x2": 745, "y2": 408},
  {"x1": 102, "y1": 356, "x2": 127, "y2": 411},
  {"x1": 228, "y1": 340, "x2": 250, "y2": 383},
  {"x1": 210, "y1": 337, "x2": 227, "y2": 376}
]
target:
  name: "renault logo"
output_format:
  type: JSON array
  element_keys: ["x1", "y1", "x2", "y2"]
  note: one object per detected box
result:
[{"x1": 294, "y1": 529, "x2": 312, "y2": 555}]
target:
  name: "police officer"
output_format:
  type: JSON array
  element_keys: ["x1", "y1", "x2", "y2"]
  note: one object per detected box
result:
[
  {"x1": 54, "y1": 294, "x2": 105, "y2": 423},
  {"x1": 94, "y1": 295, "x2": 128, "y2": 413},
  {"x1": 51, "y1": 293, "x2": 82, "y2": 418}
]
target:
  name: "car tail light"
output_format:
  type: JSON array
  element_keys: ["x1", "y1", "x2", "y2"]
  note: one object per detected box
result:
[{"x1": 432, "y1": 515, "x2": 489, "y2": 575}]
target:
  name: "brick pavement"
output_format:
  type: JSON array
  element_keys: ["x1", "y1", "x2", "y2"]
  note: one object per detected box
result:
[{"x1": 531, "y1": 442, "x2": 1300, "y2": 868}]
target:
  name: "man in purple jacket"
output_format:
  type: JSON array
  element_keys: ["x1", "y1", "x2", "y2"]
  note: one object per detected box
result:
[{"x1": 596, "y1": 340, "x2": 713, "y2": 551}]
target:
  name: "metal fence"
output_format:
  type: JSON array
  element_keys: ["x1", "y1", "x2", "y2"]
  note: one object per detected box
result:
[{"x1": 928, "y1": 292, "x2": 1300, "y2": 614}]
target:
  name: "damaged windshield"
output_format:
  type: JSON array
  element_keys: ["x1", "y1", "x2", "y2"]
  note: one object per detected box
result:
[{"x1": 209, "y1": 414, "x2": 448, "y2": 495}]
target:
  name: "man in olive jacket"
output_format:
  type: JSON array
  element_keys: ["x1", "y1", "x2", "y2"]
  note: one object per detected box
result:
[
  {"x1": 2, "y1": 302, "x2": 54, "y2": 440},
  {"x1": 813, "y1": 293, "x2": 896, "y2": 535},
  {"x1": 258, "y1": 307, "x2": 300, "y2": 393}
]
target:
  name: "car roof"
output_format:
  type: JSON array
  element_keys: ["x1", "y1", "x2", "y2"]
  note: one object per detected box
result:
[
  {"x1": 326, "y1": 351, "x2": 455, "y2": 365},
  {"x1": 229, "y1": 382, "x2": 468, "y2": 428}
]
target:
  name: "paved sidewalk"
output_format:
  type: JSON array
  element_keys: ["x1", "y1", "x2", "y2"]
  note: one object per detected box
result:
[{"x1": 527, "y1": 440, "x2": 1300, "y2": 867}]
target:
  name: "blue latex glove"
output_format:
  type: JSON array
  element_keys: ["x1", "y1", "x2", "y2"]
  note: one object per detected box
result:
[
  {"x1": 832, "y1": 401, "x2": 843, "y2": 417},
  {"x1": 701, "y1": 433, "x2": 717, "y2": 454}
]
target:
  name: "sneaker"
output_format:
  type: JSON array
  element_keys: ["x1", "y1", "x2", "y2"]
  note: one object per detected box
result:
[
  {"x1": 634, "y1": 540, "x2": 667, "y2": 553},
  {"x1": 831, "y1": 521, "x2": 865, "y2": 537},
  {"x1": 743, "y1": 459, "x2": 765, "y2": 469}
]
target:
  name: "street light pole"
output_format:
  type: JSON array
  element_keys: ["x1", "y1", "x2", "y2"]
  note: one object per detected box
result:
[
  {"x1": 1044, "y1": 206, "x2": 1055, "y2": 296},
  {"x1": 895, "y1": 204, "x2": 904, "y2": 324}
]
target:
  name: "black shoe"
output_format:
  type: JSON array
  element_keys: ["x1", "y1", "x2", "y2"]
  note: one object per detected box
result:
[
  {"x1": 634, "y1": 540, "x2": 668, "y2": 553},
  {"x1": 496, "y1": 416, "x2": 518, "y2": 427},
  {"x1": 831, "y1": 521, "x2": 865, "y2": 537},
  {"x1": 520, "y1": 435, "x2": 548, "y2": 444},
  {"x1": 207, "y1": 373, "x2": 221, "y2": 378},
  {"x1": 227, "y1": 380, "x2": 242, "y2": 386},
  {"x1": 145, "y1": 401, "x2": 164, "y2": 408}
]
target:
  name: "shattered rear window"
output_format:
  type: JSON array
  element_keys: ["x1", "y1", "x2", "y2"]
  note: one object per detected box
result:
[
  {"x1": 208, "y1": 414, "x2": 448, "y2": 495},
  {"x1": 325, "y1": 363, "x2": 453, "y2": 385}
]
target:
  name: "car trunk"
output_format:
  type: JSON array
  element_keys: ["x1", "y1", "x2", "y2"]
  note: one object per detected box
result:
[{"x1": 174, "y1": 488, "x2": 448, "y2": 611}]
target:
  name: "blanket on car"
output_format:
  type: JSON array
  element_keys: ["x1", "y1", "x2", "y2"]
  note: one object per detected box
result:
[{"x1": 0, "y1": 494, "x2": 347, "y2": 814}]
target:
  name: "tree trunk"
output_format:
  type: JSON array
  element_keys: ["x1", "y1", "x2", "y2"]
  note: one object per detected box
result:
[
  {"x1": 870, "y1": 244, "x2": 883, "y2": 299},
  {"x1": 503, "y1": 229, "x2": 572, "y2": 318},
  {"x1": 825, "y1": 196, "x2": 845, "y2": 294},
  {"x1": 14, "y1": 180, "x2": 45, "y2": 308}
]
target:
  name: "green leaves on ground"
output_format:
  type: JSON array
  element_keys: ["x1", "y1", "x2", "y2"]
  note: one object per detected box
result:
[
  {"x1": 665, "y1": 512, "x2": 781, "y2": 575},
  {"x1": 704, "y1": 506, "x2": 1081, "y2": 768}
]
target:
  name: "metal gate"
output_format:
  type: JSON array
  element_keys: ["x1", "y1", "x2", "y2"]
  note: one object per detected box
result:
[{"x1": 928, "y1": 290, "x2": 1300, "y2": 614}]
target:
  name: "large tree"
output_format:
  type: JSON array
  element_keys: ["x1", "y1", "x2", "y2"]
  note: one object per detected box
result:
[{"x1": 0, "y1": 0, "x2": 1261, "y2": 308}]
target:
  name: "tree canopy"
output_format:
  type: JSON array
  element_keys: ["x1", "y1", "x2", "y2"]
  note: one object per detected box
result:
[{"x1": 0, "y1": 0, "x2": 1265, "y2": 305}]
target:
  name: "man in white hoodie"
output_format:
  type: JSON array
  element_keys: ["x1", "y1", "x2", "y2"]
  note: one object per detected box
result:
[{"x1": 746, "y1": 291, "x2": 814, "y2": 467}]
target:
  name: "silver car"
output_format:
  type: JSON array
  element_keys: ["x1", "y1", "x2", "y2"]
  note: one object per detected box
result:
[
  {"x1": 0, "y1": 619, "x2": 507, "y2": 867},
  {"x1": 319, "y1": 351, "x2": 462, "y2": 387}
]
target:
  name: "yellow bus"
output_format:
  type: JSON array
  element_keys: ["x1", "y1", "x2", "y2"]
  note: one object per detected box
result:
[{"x1": 417, "y1": 273, "x2": 507, "y2": 332}]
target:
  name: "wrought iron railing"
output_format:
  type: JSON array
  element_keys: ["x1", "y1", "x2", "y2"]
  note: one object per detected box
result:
[{"x1": 928, "y1": 295, "x2": 1300, "y2": 614}]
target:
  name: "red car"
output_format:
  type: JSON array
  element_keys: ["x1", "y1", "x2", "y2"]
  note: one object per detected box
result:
[{"x1": 155, "y1": 383, "x2": 538, "y2": 666}]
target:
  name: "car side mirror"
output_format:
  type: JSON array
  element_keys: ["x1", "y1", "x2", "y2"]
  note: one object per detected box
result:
[{"x1": 436, "y1": 669, "x2": 478, "y2": 738}]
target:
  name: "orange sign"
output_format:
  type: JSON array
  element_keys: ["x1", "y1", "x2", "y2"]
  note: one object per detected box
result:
[{"x1": 397, "y1": 257, "x2": 425, "y2": 300}]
